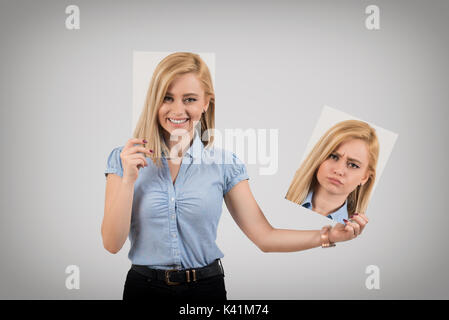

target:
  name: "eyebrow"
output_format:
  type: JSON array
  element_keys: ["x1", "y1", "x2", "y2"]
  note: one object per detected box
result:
[
  {"x1": 165, "y1": 92, "x2": 199, "y2": 97},
  {"x1": 333, "y1": 151, "x2": 362, "y2": 164}
]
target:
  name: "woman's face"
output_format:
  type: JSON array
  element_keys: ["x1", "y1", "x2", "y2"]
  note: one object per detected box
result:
[
  {"x1": 158, "y1": 72, "x2": 209, "y2": 140},
  {"x1": 316, "y1": 138, "x2": 370, "y2": 197}
]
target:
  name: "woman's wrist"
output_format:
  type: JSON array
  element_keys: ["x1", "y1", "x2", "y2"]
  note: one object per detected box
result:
[
  {"x1": 328, "y1": 226, "x2": 334, "y2": 243},
  {"x1": 320, "y1": 226, "x2": 336, "y2": 248}
]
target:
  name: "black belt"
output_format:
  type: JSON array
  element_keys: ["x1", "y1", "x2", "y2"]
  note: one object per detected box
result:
[{"x1": 131, "y1": 259, "x2": 224, "y2": 286}]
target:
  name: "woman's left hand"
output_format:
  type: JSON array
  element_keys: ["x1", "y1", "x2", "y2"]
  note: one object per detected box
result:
[{"x1": 329, "y1": 213, "x2": 369, "y2": 243}]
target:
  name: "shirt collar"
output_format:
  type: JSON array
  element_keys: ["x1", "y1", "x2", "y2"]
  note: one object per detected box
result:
[
  {"x1": 185, "y1": 131, "x2": 203, "y2": 160},
  {"x1": 161, "y1": 131, "x2": 204, "y2": 160},
  {"x1": 301, "y1": 190, "x2": 349, "y2": 223},
  {"x1": 301, "y1": 191, "x2": 314, "y2": 209},
  {"x1": 328, "y1": 200, "x2": 349, "y2": 224}
]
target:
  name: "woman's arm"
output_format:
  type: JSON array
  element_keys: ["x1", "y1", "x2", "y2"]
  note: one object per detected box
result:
[
  {"x1": 101, "y1": 174, "x2": 135, "y2": 254},
  {"x1": 224, "y1": 180, "x2": 367, "y2": 252}
]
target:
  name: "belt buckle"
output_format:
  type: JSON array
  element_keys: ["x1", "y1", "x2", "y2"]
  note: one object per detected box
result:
[{"x1": 165, "y1": 269, "x2": 180, "y2": 286}]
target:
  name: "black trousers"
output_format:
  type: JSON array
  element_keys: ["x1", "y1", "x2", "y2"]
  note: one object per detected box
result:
[{"x1": 122, "y1": 267, "x2": 228, "y2": 301}]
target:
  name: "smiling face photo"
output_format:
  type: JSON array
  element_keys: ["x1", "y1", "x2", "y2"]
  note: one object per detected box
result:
[
  {"x1": 132, "y1": 52, "x2": 216, "y2": 166},
  {"x1": 157, "y1": 72, "x2": 210, "y2": 153},
  {"x1": 285, "y1": 119, "x2": 380, "y2": 224}
]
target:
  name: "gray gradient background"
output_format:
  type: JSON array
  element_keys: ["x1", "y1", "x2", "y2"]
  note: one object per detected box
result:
[{"x1": 1, "y1": 0, "x2": 448, "y2": 299}]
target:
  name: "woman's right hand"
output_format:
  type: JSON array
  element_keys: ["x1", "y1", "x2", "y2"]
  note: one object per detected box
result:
[
  {"x1": 120, "y1": 138, "x2": 153, "y2": 184},
  {"x1": 328, "y1": 213, "x2": 369, "y2": 243}
]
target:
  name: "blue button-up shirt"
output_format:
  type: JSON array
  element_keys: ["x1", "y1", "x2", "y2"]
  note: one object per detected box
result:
[
  {"x1": 301, "y1": 191, "x2": 348, "y2": 224},
  {"x1": 104, "y1": 133, "x2": 249, "y2": 270}
]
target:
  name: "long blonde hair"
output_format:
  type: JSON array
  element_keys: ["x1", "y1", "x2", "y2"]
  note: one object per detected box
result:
[
  {"x1": 285, "y1": 120, "x2": 379, "y2": 216},
  {"x1": 132, "y1": 52, "x2": 215, "y2": 167}
]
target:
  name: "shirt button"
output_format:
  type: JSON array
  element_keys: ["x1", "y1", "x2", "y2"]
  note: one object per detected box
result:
[
  {"x1": 171, "y1": 197, "x2": 175, "y2": 202},
  {"x1": 172, "y1": 233, "x2": 177, "y2": 238},
  {"x1": 171, "y1": 214, "x2": 175, "y2": 220}
]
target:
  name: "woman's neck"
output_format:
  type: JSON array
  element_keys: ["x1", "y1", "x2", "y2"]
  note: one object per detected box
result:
[
  {"x1": 312, "y1": 186, "x2": 347, "y2": 216},
  {"x1": 163, "y1": 131, "x2": 194, "y2": 158}
]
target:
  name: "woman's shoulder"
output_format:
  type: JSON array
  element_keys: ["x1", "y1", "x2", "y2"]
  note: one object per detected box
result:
[
  {"x1": 106, "y1": 145, "x2": 126, "y2": 162},
  {"x1": 106, "y1": 145, "x2": 125, "y2": 158},
  {"x1": 105, "y1": 145, "x2": 126, "y2": 177}
]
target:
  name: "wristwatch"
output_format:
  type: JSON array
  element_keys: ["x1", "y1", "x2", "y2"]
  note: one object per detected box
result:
[{"x1": 320, "y1": 225, "x2": 336, "y2": 248}]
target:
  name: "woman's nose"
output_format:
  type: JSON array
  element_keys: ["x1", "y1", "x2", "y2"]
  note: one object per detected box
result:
[
  {"x1": 171, "y1": 99, "x2": 186, "y2": 114},
  {"x1": 333, "y1": 161, "x2": 346, "y2": 176}
]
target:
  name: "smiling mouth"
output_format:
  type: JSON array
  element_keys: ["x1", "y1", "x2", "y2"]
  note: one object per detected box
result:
[{"x1": 168, "y1": 118, "x2": 189, "y2": 124}]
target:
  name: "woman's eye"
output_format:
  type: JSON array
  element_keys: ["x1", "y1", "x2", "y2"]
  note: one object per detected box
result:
[
  {"x1": 329, "y1": 154, "x2": 338, "y2": 160},
  {"x1": 348, "y1": 163, "x2": 360, "y2": 169},
  {"x1": 184, "y1": 97, "x2": 197, "y2": 103},
  {"x1": 163, "y1": 96, "x2": 173, "y2": 102}
]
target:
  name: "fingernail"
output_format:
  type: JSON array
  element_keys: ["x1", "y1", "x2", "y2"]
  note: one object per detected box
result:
[
  {"x1": 353, "y1": 213, "x2": 359, "y2": 216},
  {"x1": 343, "y1": 219, "x2": 348, "y2": 223},
  {"x1": 143, "y1": 139, "x2": 148, "y2": 143},
  {"x1": 149, "y1": 149, "x2": 153, "y2": 153}
]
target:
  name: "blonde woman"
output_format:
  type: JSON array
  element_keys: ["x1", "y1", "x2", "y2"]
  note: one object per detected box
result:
[
  {"x1": 285, "y1": 120, "x2": 379, "y2": 224},
  {"x1": 102, "y1": 52, "x2": 368, "y2": 301}
]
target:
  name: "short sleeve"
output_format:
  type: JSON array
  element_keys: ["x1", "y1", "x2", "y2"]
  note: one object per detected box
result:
[
  {"x1": 223, "y1": 152, "x2": 249, "y2": 195},
  {"x1": 104, "y1": 146, "x2": 124, "y2": 178}
]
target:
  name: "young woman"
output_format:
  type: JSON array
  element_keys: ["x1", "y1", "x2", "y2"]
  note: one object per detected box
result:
[
  {"x1": 285, "y1": 120, "x2": 379, "y2": 224},
  {"x1": 102, "y1": 52, "x2": 369, "y2": 301}
]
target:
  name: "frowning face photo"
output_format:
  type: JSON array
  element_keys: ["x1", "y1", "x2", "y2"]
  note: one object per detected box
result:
[
  {"x1": 284, "y1": 108, "x2": 398, "y2": 225},
  {"x1": 286, "y1": 119, "x2": 379, "y2": 223},
  {"x1": 313, "y1": 138, "x2": 372, "y2": 220}
]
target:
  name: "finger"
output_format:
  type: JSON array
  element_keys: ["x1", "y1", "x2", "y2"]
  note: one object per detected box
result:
[
  {"x1": 127, "y1": 146, "x2": 153, "y2": 156},
  {"x1": 351, "y1": 220, "x2": 361, "y2": 236},
  {"x1": 123, "y1": 146, "x2": 153, "y2": 156},
  {"x1": 343, "y1": 224, "x2": 356, "y2": 239},
  {"x1": 134, "y1": 159, "x2": 146, "y2": 169},
  {"x1": 349, "y1": 219, "x2": 360, "y2": 237},
  {"x1": 134, "y1": 146, "x2": 154, "y2": 155},
  {"x1": 335, "y1": 222, "x2": 346, "y2": 228},
  {"x1": 128, "y1": 153, "x2": 148, "y2": 166},
  {"x1": 352, "y1": 213, "x2": 368, "y2": 225},
  {"x1": 357, "y1": 212, "x2": 369, "y2": 224},
  {"x1": 345, "y1": 219, "x2": 361, "y2": 236},
  {"x1": 333, "y1": 222, "x2": 346, "y2": 232},
  {"x1": 125, "y1": 138, "x2": 147, "y2": 150},
  {"x1": 355, "y1": 213, "x2": 369, "y2": 234},
  {"x1": 350, "y1": 215, "x2": 367, "y2": 230},
  {"x1": 343, "y1": 221, "x2": 358, "y2": 238}
]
